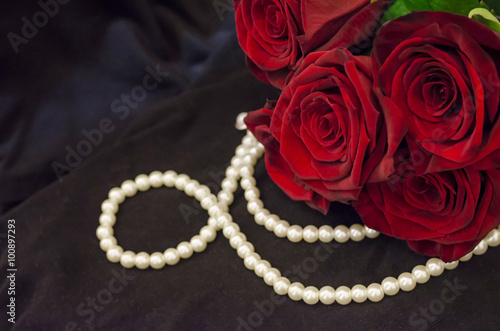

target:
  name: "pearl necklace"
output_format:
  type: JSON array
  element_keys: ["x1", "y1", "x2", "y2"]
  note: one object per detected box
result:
[{"x1": 96, "y1": 116, "x2": 500, "y2": 305}]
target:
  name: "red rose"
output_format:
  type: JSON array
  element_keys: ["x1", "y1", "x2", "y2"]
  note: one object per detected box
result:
[
  {"x1": 235, "y1": 0, "x2": 302, "y2": 88},
  {"x1": 372, "y1": 11, "x2": 500, "y2": 174},
  {"x1": 234, "y1": 0, "x2": 391, "y2": 89},
  {"x1": 245, "y1": 48, "x2": 405, "y2": 214},
  {"x1": 353, "y1": 151, "x2": 500, "y2": 262}
]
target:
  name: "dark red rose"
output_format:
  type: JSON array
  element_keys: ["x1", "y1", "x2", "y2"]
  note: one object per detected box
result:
[
  {"x1": 353, "y1": 150, "x2": 500, "y2": 262},
  {"x1": 245, "y1": 48, "x2": 406, "y2": 214},
  {"x1": 372, "y1": 11, "x2": 500, "y2": 174},
  {"x1": 234, "y1": 0, "x2": 302, "y2": 88},
  {"x1": 234, "y1": 0, "x2": 391, "y2": 89}
]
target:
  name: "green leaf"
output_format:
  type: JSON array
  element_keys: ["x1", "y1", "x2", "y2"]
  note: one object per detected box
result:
[
  {"x1": 469, "y1": 7, "x2": 500, "y2": 31},
  {"x1": 383, "y1": 0, "x2": 485, "y2": 23},
  {"x1": 382, "y1": 1, "x2": 411, "y2": 22},
  {"x1": 423, "y1": 0, "x2": 483, "y2": 16}
]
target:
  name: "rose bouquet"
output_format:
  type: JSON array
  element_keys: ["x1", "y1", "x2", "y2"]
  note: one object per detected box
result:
[{"x1": 235, "y1": 0, "x2": 500, "y2": 262}]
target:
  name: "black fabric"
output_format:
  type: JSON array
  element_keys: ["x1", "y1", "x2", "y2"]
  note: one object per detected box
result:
[
  {"x1": 0, "y1": 0, "x2": 232, "y2": 214},
  {"x1": 1, "y1": 1, "x2": 499, "y2": 330}
]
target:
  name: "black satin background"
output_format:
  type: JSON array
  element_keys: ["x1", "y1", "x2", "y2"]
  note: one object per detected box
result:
[{"x1": 0, "y1": 1, "x2": 499, "y2": 330}]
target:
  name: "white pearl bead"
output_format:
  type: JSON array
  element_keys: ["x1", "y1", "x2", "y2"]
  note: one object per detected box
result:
[
  {"x1": 229, "y1": 233, "x2": 247, "y2": 249},
  {"x1": 364, "y1": 226, "x2": 380, "y2": 239},
  {"x1": 459, "y1": 252, "x2": 474, "y2": 262},
  {"x1": 101, "y1": 200, "x2": 118, "y2": 214},
  {"x1": 237, "y1": 242, "x2": 255, "y2": 259},
  {"x1": 349, "y1": 224, "x2": 365, "y2": 242},
  {"x1": 201, "y1": 196, "x2": 218, "y2": 210},
  {"x1": 273, "y1": 277, "x2": 291, "y2": 295},
  {"x1": 264, "y1": 268, "x2": 281, "y2": 286},
  {"x1": 100, "y1": 237, "x2": 117, "y2": 251},
  {"x1": 162, "y1": 170, "x2": 178, "y2": 187},
  {"x1": 245, "y1": 155, "x2": 256, "y2": 165},
  {"x1": 200, "y1": 225, "x2": 217, "y2": 243},
  {"x1": 242, "y1": 154, "x2": 255, "y2": 166},
  {"x1": 398, "y1": 272, "x2": 416, "y2": 291},
  {"x1": 120, "y1": 251, "x2": 136, "y2": 268},
  {"x1": 287, "y1": 225, "x2": 303, "y2": 243},
  {"x1": 444, "y1": 261, "x2": 459, "y2": 270},
  {"x1": 216, "y1": 213, "x2": 233, "y2": 228},
  {"x1": 247, "y1": 200, "x2": 264, "y2": 215},
  {"x1": 247, "y1": 158, "x2": 259, "y2": 168},
  {"x1": 288, "y1": 282, "x2": 305, "y2": 301},
  {"x1": 240, "y1": 165, "x2": 254, "y2": 178},
  {"x1": 235, "y1": 112, "x2": 248, "y2": 130},
  {"x1": 412, "y1": 265, "x2": 430, "y2": 284},
  {"x1": 135, "y1": 252, "x2": 150, "y2": 270},
  {"x1": 225, "y1": 166, "x2": 240, "y2": 180},
  {"x1": 486, "y1": 229, "x2": 500, "y2": 247},
  {"x1": 319, "y1": 286, "x2": 336, "y2": 305},
  {"x1": 244, "y1": 187, "x2": 260, "y2": 201},
  {"x1": 190, "y1": 235, "x2": 207, "y2": 253},
  {"x1": 164, "y1": 248, "x2": 180, "y2": 266},
  {"x1": 108, "y1": 187, "x2": 125, "y2": 204},
  {"x1": 99, "y1": 213, "x2": 116, "y2": 227},
  {"x1": 473, "y1": 241, "x2": 488, "y2": 255},
  {"x1": 318, "y1": 225, "x2": 334, "y2": 243},
  {"x1": 207, "y1": 217, "x2": 221, "y2": 230},
  {"x1": 135, "y1": 174, "x2": 151, "y2": 191},
  {"x1": 177, "y1": 242, "x2": 193, "y2": 259},
  {"x1": 367, "y1": 283, "x2": 384, "y2": 302},
  {"x1": 335, "y1": 286, "x2": 352, "y2": 305},
  {"x1": 194, "y1": 186, "x2": 211, "y2": 200},
  {"x1": 96, "y1": 225, "x2": 114, "y2": 240},
  {"x1": 333, "y1": 225, "x2": 350, "y2": 243},
  {"x1": 303, "y1": 286, "x2": 319, "y2": 305},
  {"x1": 221, "y1": 178, "x2": 238, "y2": 192},
  {"x1": 240, "y1": 177, "x2": 256, "y2": 190},
  {"x1": 274, "y1": 220, "x2": 290, "y2": 238},
  {"x1": 121, "y1": 180, "x2": 138, "y2": 197},
  {"x1": 351, "y1": 284, "x2": 368, "y2": 303},
  {"x1": 208, "y1": 203, "x2": 225, "y2": 217},
  {"x1": 254, "y1": 260, "x2": 271, "y2": 278},
  {"x1": 222, "y1": 223, "x2": 240, "y2": 239},
  {"x1": 426, "y1": 258, "x2": 445, "y2": 276},
  {"x1": 242, "y1": 135, "x2": 255, "y2": 146},
  {"x1": 217, "y1": 190, "x2": 234, "y2": 205},
  {"x1": 254, "y1": 210, "x2": 270, "y2": 225},
  {"x1": 184, "y1": 180, "x2": 200, "y2": 197},
  {"x1": 149, "y1": 171, "x2": 164, "y2": 188},
  {"x1": 244, "y1": 253, "x2": 261, "y2": 270},
  {"x1": 235, "y1": 145, "x2": 248, "y2": 157},
  {"x1": 216, "y1": 203, "x2": 229, "y2": 214},
  {"x1": 106, "y1": 245, "x2": 123, "y2": 263},
  {"x1": 264, "y1": 214, "x2": 279, "y2": 231},
  {"x1": 248, "y1": 147, "x2": 261, "y2": 157},
  {"x1": 174, "y1": 174, "x2": 190, "y2": 191},
  {"x1": 303, "y1": 225, "x2": 319, "y2": 243},
  {"x1": 231, "y1": 156, "x2": 244, "y2": 168},
  {"x1": 381, "y1": 277, "x2": 400, "y2": 296},
  {"x1": 150, "y1": 252, "x2": 166, "y2": 269}
]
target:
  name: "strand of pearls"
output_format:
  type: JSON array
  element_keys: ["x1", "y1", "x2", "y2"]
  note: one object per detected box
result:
[
  {"x1": 238, "y1": 145, "x2": 380, "y2": 244},
  {"x1": 97, "y1": 171, "x2": 223, "y2": 269},
  {"x1": 97, "y1": 131, "x2": 500, "y2": 305}
]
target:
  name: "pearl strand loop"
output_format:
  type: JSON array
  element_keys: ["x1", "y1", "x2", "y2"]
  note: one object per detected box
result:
[{"x1": 97, "y1": 119, "x2": 500, "y2": 305}]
